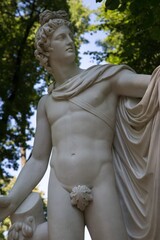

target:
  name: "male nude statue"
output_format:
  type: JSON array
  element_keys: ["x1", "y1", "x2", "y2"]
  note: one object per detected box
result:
[{"x1": 0, "y1": 10, "x2": 153, "y2": 240}]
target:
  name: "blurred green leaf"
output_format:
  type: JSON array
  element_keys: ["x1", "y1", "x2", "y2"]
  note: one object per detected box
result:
[{"x1": 105, "y1": 0, "x2": 120, "y2": 10}]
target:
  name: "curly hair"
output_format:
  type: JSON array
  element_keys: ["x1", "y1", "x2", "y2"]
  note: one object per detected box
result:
[{"x1": 35, "y1": 10, "x2": 72, "y2": 74}]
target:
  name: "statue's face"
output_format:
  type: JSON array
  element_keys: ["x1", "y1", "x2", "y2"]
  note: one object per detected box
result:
[{"x1": 49, "y1": 25, "x2": 75, "y2": 64}]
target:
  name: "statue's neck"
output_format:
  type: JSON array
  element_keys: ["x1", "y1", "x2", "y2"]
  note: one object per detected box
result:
[{"x1": 51, "y1": 63, "x2": 83, "y2": 86}]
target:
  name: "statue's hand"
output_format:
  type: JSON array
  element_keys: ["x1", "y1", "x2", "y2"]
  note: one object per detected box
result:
[
  {"x1": 8, "y1": 217, "x2": 34, "y2": 240},
  {"x1": 0, "y1": 195, "x2": 15, "y2": 222}
]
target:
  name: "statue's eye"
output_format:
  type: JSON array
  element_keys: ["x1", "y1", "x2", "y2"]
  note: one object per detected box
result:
[{"x1": 56, "y1": 34, "x2": 65, "y2": 40}]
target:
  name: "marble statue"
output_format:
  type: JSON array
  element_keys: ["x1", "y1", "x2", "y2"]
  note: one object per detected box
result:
[{"x1": 0, "y1": 9, "x2": 160, "y2": 240}]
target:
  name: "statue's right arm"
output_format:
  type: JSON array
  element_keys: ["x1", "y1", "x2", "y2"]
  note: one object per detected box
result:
[{"x1": 0, "y1": 95, "x2": 52, "y2": 222}]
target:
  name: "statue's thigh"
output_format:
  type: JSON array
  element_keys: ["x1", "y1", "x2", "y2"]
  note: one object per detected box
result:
[
  {"x1": 85, "y1": 182, "x2": 128, "y2": 240},
  {"x1": 47, "y1": 170, "x2": 84, "y2": 240}
]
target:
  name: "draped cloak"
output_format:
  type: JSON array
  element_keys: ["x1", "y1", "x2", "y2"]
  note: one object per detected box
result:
[{"x1": 49, "y1": 64, "x2": 160, "y2": 240}]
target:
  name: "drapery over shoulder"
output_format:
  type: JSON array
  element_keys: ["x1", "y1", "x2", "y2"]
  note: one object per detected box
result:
[
  {"x1": 49, "y1": 64, "x2": 134, "y2": 99},
  {"x1": 113, "y1": 66, "x2": 160, "y2": 240}
]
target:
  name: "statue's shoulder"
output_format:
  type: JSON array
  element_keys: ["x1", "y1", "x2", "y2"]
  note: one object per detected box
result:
[
  {"x1": 86, "y1": 63, "x2": 118, "y2": 74},
  {"x1": 37, "y1": 94, "x2": 49, "y2": 112}
]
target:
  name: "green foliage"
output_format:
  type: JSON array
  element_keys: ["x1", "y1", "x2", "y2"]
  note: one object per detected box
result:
[
  {"x1": 0, "y1": 217, "x2": 11, "y2": 240},
  {"x1": 105, "y1": 0, "x2": 119, "y2": 10},
  {"x1": 93, "y1": 0, "x2": 160, "y2": 73}
]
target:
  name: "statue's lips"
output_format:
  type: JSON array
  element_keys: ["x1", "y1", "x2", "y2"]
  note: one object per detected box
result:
[{"x1": 66, "y1": 47, "x2": 74, "y2": 51}]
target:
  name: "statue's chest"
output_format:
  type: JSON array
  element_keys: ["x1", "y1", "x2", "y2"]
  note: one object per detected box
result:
[{"x1": 46, "y1": 81, "x2": 112, "y2": 125}]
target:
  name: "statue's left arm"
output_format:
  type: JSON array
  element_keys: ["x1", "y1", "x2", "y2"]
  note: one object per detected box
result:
[{"x1": 111, "y1": 69, "x2": 151, "y2": 97}]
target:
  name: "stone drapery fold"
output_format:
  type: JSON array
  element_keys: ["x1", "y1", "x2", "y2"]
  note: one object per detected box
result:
[
  {"x1": 49, "y1": 64, "x2": 134, "y2": 99},
  {"x1": 113, "y1": 66, "x2": 160, "y2": 240}
]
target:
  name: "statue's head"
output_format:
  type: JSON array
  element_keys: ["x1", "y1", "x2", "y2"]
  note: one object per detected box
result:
[{"x1": 35, "y1": 10, "x2": 73, "y2": 74}]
